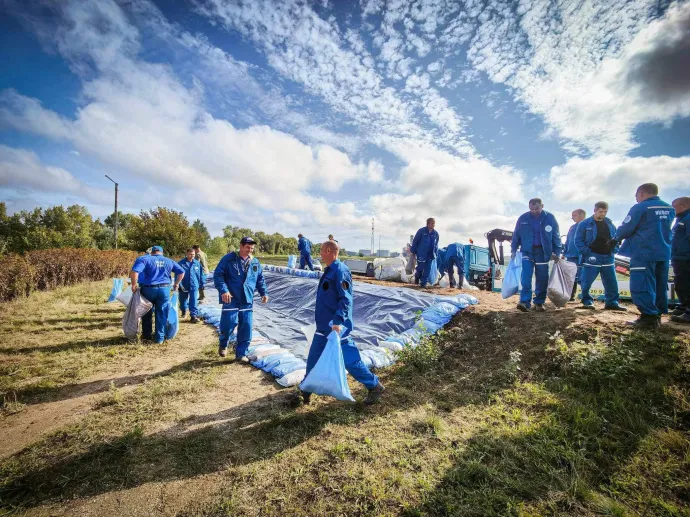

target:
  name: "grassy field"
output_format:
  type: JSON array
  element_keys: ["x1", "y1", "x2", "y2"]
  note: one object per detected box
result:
[{"x1": 0, "y1": 279, "x2": 688, "y2": 516}]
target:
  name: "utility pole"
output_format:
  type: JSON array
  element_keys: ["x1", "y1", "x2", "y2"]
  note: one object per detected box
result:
[
  {"x1": 105, "y1": 175, "x2": 119, "y2": 249},
  {"x1": 378, "y1": 236, "x2": 381, "y2": 257},
  {"x1": 370, "y1": 218, "x2": 375, "y2": 256}
]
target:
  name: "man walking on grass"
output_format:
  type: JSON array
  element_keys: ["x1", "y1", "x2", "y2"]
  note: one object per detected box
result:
[
  {"x1": 178, "y1": 248, "x2": 205, "y2": 323},
  {"x1": 671, "y1": 197, "x2": 690, "y2": 325},
  {"x1": 214, "y1": 237, "x2": 268, "y2": 360},
  {"x1": 193, "y1": 244, "x2": 209, "y2": 301}
]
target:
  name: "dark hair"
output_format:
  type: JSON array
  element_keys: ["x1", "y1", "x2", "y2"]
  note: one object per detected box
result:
[
  {"x1": 594, "y1": 201, "x2": 609, "y2": 210},
  {"x1": 426, "y1": 217, "x2": 435, "y2": 225},
  {"x1": 528, "y1": 198, "x2": 542, "y2": 205},
  {"x1": 573, "y1": 208, "x2": 586, "y2": 217},
  {"x1": 637, "y1": 183, "x2": 658, "y2": 196},
  {"x1": 192, "y1": 244, "x2": 200, "y2": 250},
  {"x1": 186, "y1": 248, "x2": 194, "y2": 253},
  {"x1": 298, "y1": 233, "x2": 303, "y2": 238}
]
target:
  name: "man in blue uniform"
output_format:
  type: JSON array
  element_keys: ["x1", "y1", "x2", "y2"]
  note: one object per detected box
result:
[
  {"x1": 575, "y1": 202, "x2": 626, "y2": 311},
  {"x1": 671, "y1": 197, "x2": 690, "y2": 325},
  {"x1": 297, "y1": 233, "x2": 314, "y2": 271},
  {"x1": 511, "y1": 198, "x2": 561, "y2": 312},
  {"x1": 130, "y1": 245, "x2": 185, "y2": 344},
  {"x1": 444, "y1": 242, "x2": 465, "y2": 289},
  {"x1": 563, "y1": 208, "x2": 586, "y2": 301},
  {"x1": 410, "y1": 218, "x2": 440, "y2": 287},
  {"x1": 178, "y1": 248, "x2": 205, "y2": 323},
  {"x1": 214, "y1": 237, "x2": 269, "y2": 360},
  {"x1": 301, "y1": 240, "x2": 384, "y2": 406},
  {"x1": 436, "y1": 247, "x2": 447, "y2": 278},
  {"x1": 615, "y1": 183, "x2": 675, "y2": 329}
]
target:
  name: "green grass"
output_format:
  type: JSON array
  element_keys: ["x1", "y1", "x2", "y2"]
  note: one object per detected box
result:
[{"x1": 0, "y1": 281, "x2": 688, "y2": 516}]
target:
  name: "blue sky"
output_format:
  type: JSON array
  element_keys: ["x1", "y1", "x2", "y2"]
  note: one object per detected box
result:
[{"x1": 1, "y1": 0, "x2": 688, "y2": 252}]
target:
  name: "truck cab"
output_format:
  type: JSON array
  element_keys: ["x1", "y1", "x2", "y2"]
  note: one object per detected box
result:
[{"x1": 462, "y1": 244, "x2": 491, "y2": 288}]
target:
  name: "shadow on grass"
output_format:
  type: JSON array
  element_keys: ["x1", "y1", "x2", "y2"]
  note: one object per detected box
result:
[{"x1": 0, "y1": 334, "x2": 130, "y2": 357}]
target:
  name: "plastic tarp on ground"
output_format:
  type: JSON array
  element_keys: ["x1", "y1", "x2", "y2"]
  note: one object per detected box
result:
[{"x1": 198, "y1": 269, "x2": 477, "y2": 387}]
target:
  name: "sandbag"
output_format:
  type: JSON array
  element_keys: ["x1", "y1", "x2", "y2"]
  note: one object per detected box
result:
[
  {"x1": 165, "y1": 292, "x2": 179, "y2": 340},
  {"x1": 299, "y1": 331, "x2": 355, "y2": 402},
  {"x1": 455, "y1": 293, "x2": 479, "y2": 305},
  {"x1": 378, "y1": 339, "x2": 403, "y2": 352},
  {"x1": 271, "y1": 358, "x2": 307, "y2": 378},
  {"x1": 108, "y1": 278, "x2": 124, "y2": 302},
  {"x1": 547, "y1": 259, "x2": 577, "y2": 307},
  {"x1": 502, "y1": 251, "x2": 523, "y2": 299},
  {"x1": 122, "y1": 291, "x2": 153, "y2": 340},
  {"x1": 405, "y1": 254, "x2": 417, "y2": 275},
  {"x1": 428, "y1": 259, "x2": 439, "y2": 285},
  {"x1": 287, "y1": 255, "x2": 297, "y2": 268},
  {"x1": 116, "y1": 285, "x2": 133, "y2": 306},
  {"x1": 277, "y1": 368, "x2": 307, "y2": 387}
]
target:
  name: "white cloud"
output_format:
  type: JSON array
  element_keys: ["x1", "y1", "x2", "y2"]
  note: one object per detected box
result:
[{"x1": 550, "y1": 154, "x2": 690, "y2": 203}]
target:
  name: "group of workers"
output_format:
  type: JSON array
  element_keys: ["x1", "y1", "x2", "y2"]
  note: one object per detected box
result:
[
  {"x1": 130, "y1": 236, "x2": 384, "y2": 405},
  {"x1": 296, "y1": 233, "x2": 338, "y2": 271},
  {"x1": 407, "y1": 217, "x2": 467, "y2": 289},
  {"x1": 511, "y1": 183, "x2": 689, "y2": 329}
]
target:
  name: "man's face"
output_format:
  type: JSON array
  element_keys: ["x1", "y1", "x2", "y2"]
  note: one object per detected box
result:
[
  {"x1": 571, "y1": 210, "x2": 585, "y2": 223},
  {"x1": 593, "y1": 207, "x2": 608, "y2": 220},
  {"x1": 186, "y1": 250, "x2": 195, "y2": 261},
  {"x1": 320, "y1": 245, "x2": 337, "y2": 265},
  {"x1": 427, "y1": 220, "x2": 435, "y2": 230},
  {"x1": 529, "y1": 201, "x2": 543, "y2": 216},
  {"x1": 673, "y1": 201, "x2": 689, "y2": 215},
  {"x1": 240, "y1": 244, "x2": 254, "y2": 256}
]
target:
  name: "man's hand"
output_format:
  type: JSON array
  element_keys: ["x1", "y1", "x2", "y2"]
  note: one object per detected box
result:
[
  {"x1": 261, "y1": 295, "x2": 269, "y2": 303},
  {"x1": 331, "y1": 324, "x2": 342, "y2": 334},
  {"x1": 173, "y1": 284, "x2": 179, "y2": 291},
  {"x1": 510, "y1": 252, "x2": 516, "y2": 260},
  {"x1": 131, "y1": 283, "x2": 138, "y2": 293},
  {"x1": 221, "y1": 292, "x2": 232, "y2": 304},
  {"x1": 550, "y1": 253, "x2": 560, "y2": 262}
]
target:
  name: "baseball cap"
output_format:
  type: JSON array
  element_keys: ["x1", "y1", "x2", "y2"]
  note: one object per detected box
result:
[
  {"x1": 151, "y1": 245, "x2": 164, "y2": 253},
  {"x1": 240, "y1": 237, "x2": 257, "y2": 246}
]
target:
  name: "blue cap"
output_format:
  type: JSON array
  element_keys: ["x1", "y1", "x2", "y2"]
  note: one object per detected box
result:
[
  {"x1": 151, "y1": 245, "x2": 164, "y2": 253},
  {"x1": 240, "y1": 236, "x2": 257, "y2": 246}
]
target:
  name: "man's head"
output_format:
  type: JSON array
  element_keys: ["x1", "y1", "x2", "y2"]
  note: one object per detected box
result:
[
  {"x1": 672, "y1": 196, "x2": 690, "y2": 215},
  {"x1": 328, "y1": 234, "x2": 334, "y2": 240},
  {"x1": 572, "y1": 208, "x2": 586, "y2": 223},
  {"x1": 239, "y1": 237, "x2": 256, "y2": 258},
  {"x1": 192, "y1": 244, "x2": 201, "y2": 252},
  {"x1": 320, "y1": 240, "x2": 340, "y2": 266},
  {"x1": 298, "y1": 233, "x2": 303, "y2": 238},
  {"x1": 426, "y1": 217, "x2": 436, "y2": 230},
  {"x1": 528, "y1": 198, "x2": 544, "y2": 216},
  {"x1": 593, "y1": 201, "x2": 609, "y2": 221},
  {"x1": 151, "y1": 245, "x2": 163, "y2": 255},
  {"x1": 186, "y1": 248, "x2": 195, "y2": 261},
  {"x1": 635, "y1": 183, "x2": 658, "y2": 203}
]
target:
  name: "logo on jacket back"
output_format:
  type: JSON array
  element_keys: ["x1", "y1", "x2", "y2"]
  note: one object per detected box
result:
[{"x1": 655, "y1": 210, "x2": 670, "y2": 219}]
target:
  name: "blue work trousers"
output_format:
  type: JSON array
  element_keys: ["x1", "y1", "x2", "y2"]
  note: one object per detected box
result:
[
  {"x1": 305, "y1": 333, "x2": 378, "y2": 390},
  {"x1": 672, "y1": 261, "x2": 690, "y2": 315},
  {"x1": 520, "y1": 247, "x2": 549, "y2": 306},
  {"x1": 580, "y1": 253, "x2": 620, "y2": 307},
  {"x1": 300, "y1": 253, "x2": 314, "y2": 271},
  {"x1": 630, "y1": 259, "x2": 669, "y2": 315},
  {"x1": 140, "y1": 285, "x2": 171, "y2": 343},
  {"x1": 415, "y1": 258, "x2": 433, "y2": 287},
  {"x1": 447, "y1": 257, "x2": 464, "y2": 288},
  {"x1": 179, "y1": 288, "x2": 199, "y2": 317},
  {"x1": 219, "y1": 305, "x2": 254, "y2": 358}
]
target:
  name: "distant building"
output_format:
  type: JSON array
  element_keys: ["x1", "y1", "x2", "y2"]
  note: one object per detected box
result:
[
  {"x1": 377, "y1": 249, "x2": 390, "y2": 257},
  {"x1": 359, "y1": 249, "x2": 372, "y2": 256},
  {"x1": 390, "y1": 252, "x2": 400, "y2": 258}
]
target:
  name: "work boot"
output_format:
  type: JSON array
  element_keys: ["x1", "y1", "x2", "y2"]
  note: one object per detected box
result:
[
  {"x1": 238, "y1": 356, "x2": 250, "y2": 364},
  {"x1": 218, "y1": 347, "x2": 228, "y2": 358},
  {"x1": 532, "y1": 304, "x2": 546, "y2": 312},
  {"x1": 604, "y1": 304, "x2": 628, "y2": 312},
  {"x1": 190, "y1": 316, "x2": 199, "y2": 324},
  {"x1": 671, "y1": 307, "x2": 686, "y2": 316},
  {"x1": 671, "y1": 313, "x2": 690, "y2": 325},
  {"x1": 181, "y1": 311, "x2": 186, "y2": 318},
  {"x1": 301, "y1": 391, "x2": 312, "y2": 405},
  {"x1": 581, "y1": 304, "x2": 596, "y2": 310},
  {"x1": 516, "y1": 303, "x2": 529, "y2": 312},
  {"x1": 626, "y1": 314, "x2": 660, "y2": 330},
  {"x1": 364, "y1": 382, "x2": 385, "y2": 405}
]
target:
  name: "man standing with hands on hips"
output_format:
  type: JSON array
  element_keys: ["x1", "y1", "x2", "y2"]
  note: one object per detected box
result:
[
  {"x1": 300, "y1": 240, "x2": 384, "y2": 406},
  {"x1": 214, "y1": 237, "x2": 268, "y2": 360}
]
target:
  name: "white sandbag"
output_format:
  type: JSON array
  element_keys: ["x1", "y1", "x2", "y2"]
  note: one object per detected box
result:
[
  {"x1": 249, "y1": 348, "x2": 284, "y2": 361},
  {"x1": 547, "y1": 260, "x2": 577, "y2": 307},
  {"x1": 502, "y1": 251, "x2": 522, "y2": 299},
  {"x1": 277, "y1": 368, "x2": 307, "y2": 387},
  {"x1": 116, "y1": 285, "x2": 133, "y2": 306},
  {"x1": 378, "y1": 339, "x2": 403, "y2": 352},
  {"x1": 122, "y1": 291, "x2": 153, "y2": 340},
  {"x1": 374, "y1": 257, "x2": 408, "y2": 281},
  {"x1": 405, "y1": 254, "x2": 416, "y2": 275}
]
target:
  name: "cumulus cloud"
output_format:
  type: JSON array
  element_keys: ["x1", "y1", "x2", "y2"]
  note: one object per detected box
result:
[{"x1": 550, "y1": 154, "x2": 690, "y2": 203}]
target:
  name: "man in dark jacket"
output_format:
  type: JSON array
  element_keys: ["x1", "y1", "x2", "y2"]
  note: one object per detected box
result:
[
  {"x1": 410, "y1": 218, "x2": 440, "y2": 287},
  {"x1": 671, "y1": 197, "x2": 690, "y2": 325},
  {"x1": 563, "y1": 208, "x2": 586, "y2": 301}
]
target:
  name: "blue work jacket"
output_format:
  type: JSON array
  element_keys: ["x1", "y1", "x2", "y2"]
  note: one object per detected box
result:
[
  {"x1": 410, "y1": 227, "x2": 439, "y2": 260},
  {"x1": 672, "y1": 210, "x2": 690, "y2": 262},
  {"x1": 213, "y1": 252, "x2": 267, "y2": 306},
  {"x1": 315, "y1": 259, "x2": 353, "y2": 337},
  {"x1": 574, "y1": 216, "x2": 618, "y2": 257},
  {"x1": 298, "y1": 237, "x2": 312, "y2": 256},
  {"x1": 436, "y1": 248, "x2": 447, "y2": 275},
  {"x1": 132, "y1": 254, "x2": 184, "y2": 285},
  {"x1": 563, "y1": 223, "x2": 581, "y2": 260},
  {"x1": 616, "y1": 196, "x2": 675, "y2": 262},
  {"x1": 177, "y1": 258, "x2": 205, "y2": 290},
  {"x1": 511, "y1": 210, "x2": 561, "y2": 259}
]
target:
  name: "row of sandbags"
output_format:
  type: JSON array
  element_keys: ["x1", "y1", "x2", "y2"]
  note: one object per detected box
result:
[{"x1": 263, "y1": 264, "x2": 321, "y2": 279}]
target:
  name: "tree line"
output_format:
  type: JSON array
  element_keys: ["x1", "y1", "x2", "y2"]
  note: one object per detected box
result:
[{"x1": 0, "y1": 202, "x2": 319, "y2": 257}]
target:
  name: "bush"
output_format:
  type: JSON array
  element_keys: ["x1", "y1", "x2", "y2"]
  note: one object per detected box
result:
[
  {"x1": 0, "y1": 249, "x2": 138, "y2": 302},
  {"x1": 396, "y1": 334, "x2": 442, "y2": 373}
]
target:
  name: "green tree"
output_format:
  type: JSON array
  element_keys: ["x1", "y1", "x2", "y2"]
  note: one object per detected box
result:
[
  {"x1": 191, "y1": 219, "x2": 211, "y2": 248},
  {"x1": 128, "y1": 207, "x2": 204, "y2": 256}
]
